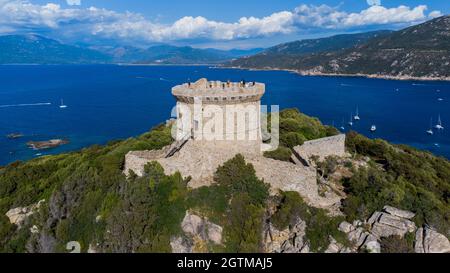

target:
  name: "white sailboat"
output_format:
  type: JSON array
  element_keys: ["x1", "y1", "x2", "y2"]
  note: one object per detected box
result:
[
  {"x1": 59, "y1": 99, "x2": 67, "y2": 109},
  {"x1": 354, "y1": 107, "x2": 360, "y2": 121},
  {"x1": 348, "y1": 113, "x2": 353, "y2": 126},
  {"x1": 435, "y1": 115, "x2": 444, "y2": 130},
  {"x1": 340, "y1": 118, "x2": 345, "y2": 131},
  {"x1": 426, "y1": 118, "x2": 434, "y2": 135},
  {"x1": 370, "y1": 125, "x2": 377, "y2": 132}
]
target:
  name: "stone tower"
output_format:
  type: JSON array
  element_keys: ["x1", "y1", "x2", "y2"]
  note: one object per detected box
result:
[{"x1": 172, "y1": 78, "x2": 265, "y2": 155}]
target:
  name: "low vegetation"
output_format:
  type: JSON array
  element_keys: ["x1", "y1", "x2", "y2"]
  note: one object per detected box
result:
[
  {"x1": 344, "y1": 131, "x2": 450, "y2": 235},
  {"x1": 263, "y1": 108, "x2": 339, "y2": 161},
  {"x1": 271, "y1": 191, "x2": 349, "y2": 252}
]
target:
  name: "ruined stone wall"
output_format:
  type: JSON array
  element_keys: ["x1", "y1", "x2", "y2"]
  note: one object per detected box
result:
[{"x1": 293, "y1": 134, "x2": 346, "y2": 164}]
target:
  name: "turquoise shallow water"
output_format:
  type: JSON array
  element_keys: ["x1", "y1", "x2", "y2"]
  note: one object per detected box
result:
[{"x1": 0, "y1": 65, "x2": 449, "y2": 165}]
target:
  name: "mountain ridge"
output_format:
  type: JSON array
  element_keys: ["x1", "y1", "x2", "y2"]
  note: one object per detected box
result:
[
  {"x1": 0, "y1": 34, "x2": 263, "y2": 65},
  {"x1": 226, "y1": 16, "x2": 450, "y2": 80}
]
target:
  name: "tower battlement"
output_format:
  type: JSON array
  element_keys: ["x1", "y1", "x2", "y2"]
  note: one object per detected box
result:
[{"x1": 172, "y1": 78, "x2": 265, "y2": 104}]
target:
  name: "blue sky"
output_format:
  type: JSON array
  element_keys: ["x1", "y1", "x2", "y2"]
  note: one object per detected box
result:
[{"x1": 0, "y1": 0, "x2": 448, "y2": 49}]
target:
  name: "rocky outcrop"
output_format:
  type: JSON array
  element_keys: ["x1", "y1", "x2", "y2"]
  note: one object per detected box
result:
[
  {"x1": 370, "y1": 212, "x2": 416, "y2": 238},
  {"x1": 367, "y1": 206, "x2": 416, "y2": 239},
  {"x1": 264, "y1": 219, "x2": 309, "y2": 253},
  {"x1": 170, "y1": 236, "x2": 194, "y2": 253},
  {"x1": 181, "y1": 212, "x2": 223, "y2": 245},
  {"x1": 5, "y1": 200, "x2": 45, "y2": 228},
  {"x1": 415, "y1": 227, "x2": 450, "y2": 253},
  {"x1": 382, "y1": 206, "x2": 416, "y2": 220},
  {"x1": 171, "y1": 212, "x2": 223, "y2": 253},
  {"x1": 339, "y1": 206, "x2": 417, "y2": 253},
  {"x1": 339, "y1": 206, "x2": 450, "y2": 253}
]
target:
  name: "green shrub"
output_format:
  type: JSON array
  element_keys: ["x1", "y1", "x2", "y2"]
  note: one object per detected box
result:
[
  {"x1": 187, "y1": 185, "x2": 229, "y2": 225},
  {"x1": 271, "y1": 191, "x2": 349, "y2": 252},
  {"x1": 214, "y1": 154, "x2": 269, "y2": 206},
  {"x1": 271, "y1": 191, "x2": 308, "y2": 230},
  {"x1": 224, "y1": 193, "x2": 265, "y2": 253},
  {"x1": 264, "y1": 147, "x2": 292, "y2": 162},
  {"x1": 380, "y1": 235, "x2": 414, "y2": 253},
  {"x1": 344, "y1": 132, "x2": 450, "y2": 234},
  {"x1": 280, "y1": 132, "x2": 306, "y2": 148}
]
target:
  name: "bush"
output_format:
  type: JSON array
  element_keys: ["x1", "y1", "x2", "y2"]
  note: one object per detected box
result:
[
  {"x1": 380, "y1": 235, "x2": 414, "y2": 253},
  {"x1": 214, "y1": 154, "x2": 269, "y2": 206},
  {"x1": 187, "y1": 185, "x2": 229, "y2": 225},
  {"x1": 264, "y1": 147, "x2": 292, "y2": 162},
  {"x1": 271, "y1": 191, "x2": 348, "y2": 252},
  {"x1": 280, "y1": 132, "x2": 306, "y2": 148},
  {"x1": 105, "y1": 162, "x2": 188, "y2": 253},
  {"x1": 224, "y1": 193, "x2": 265, "y2": 253},
  {"x1": 210, "y1": 155, "x2": 270, "y2": 252},
  {"x1": 271, "y1": 191, "x2": 308, "y2": 230}
]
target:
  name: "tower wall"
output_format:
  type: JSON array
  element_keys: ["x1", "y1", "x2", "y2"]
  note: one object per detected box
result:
[{"x1": 172, "y1": 78, "x2": 266, "y2": 155}]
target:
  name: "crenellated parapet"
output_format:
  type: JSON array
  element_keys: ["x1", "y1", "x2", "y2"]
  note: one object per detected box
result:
[{"x1": 172, "y1": 78, "x2": 265, "y2": 105}]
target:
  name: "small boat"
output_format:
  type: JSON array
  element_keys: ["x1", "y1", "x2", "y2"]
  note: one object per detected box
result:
[
  {"x1": 340, "y1": 118, "x2": 345, "y2": 131},
  {"x1": 348, "y1": 113, "x2": 354, "y2": 126},
  {"x1": 59, "y1": 99, "x2": 68, "y2": 109},
  {"x1": 438, "y1": 98, "x2": 444, "y2": 101},
  {"x1": 370, "y1": 125, "x2": 377, "y2": 132},
  {"x1": 435, "y1": 115, "x2": 444, "y2": 130},
  {"x1": 427, "y1": 118, "x2": 434, "y2": 135},
  {"x1": 354, "y1": 107, "x2": 360, "y2": 121},
  {"x1": 6, "y1": 133, "x2": 24, "y2": 139}
]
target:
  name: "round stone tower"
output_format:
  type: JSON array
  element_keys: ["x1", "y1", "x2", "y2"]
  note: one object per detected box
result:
[{"x1": 172, "y1": 78, "x2": 265, "y2": 155}]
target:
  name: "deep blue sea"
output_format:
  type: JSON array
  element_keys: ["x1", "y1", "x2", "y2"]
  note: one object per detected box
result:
[{"x1": 1, "y1": 65, "x2": 449, "y2": 166}]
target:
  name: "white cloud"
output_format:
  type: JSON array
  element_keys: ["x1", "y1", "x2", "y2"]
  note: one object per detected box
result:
[
  {"x1": 66, "y1": 0, "x2": 80, "y2": 6},
  {"x1": 429, "y1": 10, "x2": 443, "y2": 18},
  {"x1": 0, "y1": 1, "x2": 443, "y2": 43}
]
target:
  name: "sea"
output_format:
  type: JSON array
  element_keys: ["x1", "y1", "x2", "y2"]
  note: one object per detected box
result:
[{"x1": 0, "y1": 65, "x2": 449, "y2": 166}]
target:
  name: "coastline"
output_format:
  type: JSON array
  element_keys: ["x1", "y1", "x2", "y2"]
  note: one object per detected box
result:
[
  {"x1": 4, "y1": 63, "x2": 449, "y2": 82},
  {"x1": 220, "y1": 66, "x2": 450, "y2": 82}
]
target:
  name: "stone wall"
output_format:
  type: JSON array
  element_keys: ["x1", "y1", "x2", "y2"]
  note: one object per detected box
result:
[
  {"x1": 124, "y1": 138, "x2": 341, "y2": 210},
  {"x1": 293, "y1": 134, "x2": 346, "y2": 165}
]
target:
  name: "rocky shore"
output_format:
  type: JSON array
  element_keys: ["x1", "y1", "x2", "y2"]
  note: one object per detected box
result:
[
  {"x1": 222, "y1": 66, "x2": 450, "y2": 82},
  {"x1": 27, "y1": 139, "x2": 69, "y2": 150}
]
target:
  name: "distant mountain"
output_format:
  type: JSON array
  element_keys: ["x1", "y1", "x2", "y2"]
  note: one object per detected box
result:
[
  {"x1": 227, "y1": 16, "x2": 450, "y2": 79},
  {"x1": 264, "y1": 31, "x2": 392, "y2": 55},
  {"x1": 100, "y1": 45, "x2": 264, "y2": 64},
  {"x1": 0, "y1": 35, "x2": 111, "y2": 64},
  {"x1": 226, "y1": 31, "x2": 391, "y2": 69},
  {"x1": 0, "y1": 35, "x2": 264, "y2": 65}
]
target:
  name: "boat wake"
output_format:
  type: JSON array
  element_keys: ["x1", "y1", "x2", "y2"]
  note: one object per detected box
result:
[{"x1": 0, "y1": 102, "x2": 52, "y2": 108}]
